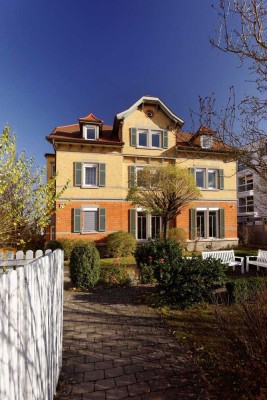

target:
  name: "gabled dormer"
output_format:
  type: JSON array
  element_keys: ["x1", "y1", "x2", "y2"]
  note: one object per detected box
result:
[
  {"x1": 189, "y1": 125, "x2": 215, "y2": 149},
  {"x1": 79, "y1": 113, "x2": 103, "y2": 141}
]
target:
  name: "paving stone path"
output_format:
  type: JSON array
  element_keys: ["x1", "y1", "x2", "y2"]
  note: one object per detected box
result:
[{"x1": 55, "y1": 276, "x2": 209, "y2": 400}]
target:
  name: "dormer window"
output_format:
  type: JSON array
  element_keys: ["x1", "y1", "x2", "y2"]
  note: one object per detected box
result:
[
  {"x1": 201, "y1": 135, "x2": 213, "y2": 149},
  {"x1": 83, "y1": 125, "x2": 99, "y2": 140}
]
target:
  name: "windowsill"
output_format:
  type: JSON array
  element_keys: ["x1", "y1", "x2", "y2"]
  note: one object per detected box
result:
[
  {"x1": 198, "y1": 188, "x2": 220, "y2": 191},
  {"x1": 81, "y1": 231, "x2": 99, "y2": 234},
  {"x1": 81, "y1": 185, "x2": 99, "y2": 189},
  {"x1": 136, "y1": 146, "x2": 163, "y2": 150}
]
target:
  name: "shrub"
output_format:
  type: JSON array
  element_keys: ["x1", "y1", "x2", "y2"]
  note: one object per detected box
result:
[
  {"x1": 69, "y1": 244, "x2": 100, "y2": 289},
  {"x1": 45, "y1": 240, "x2": 63, "y2": 252},
  {"x1": 215, "y1": 285, "x2": 267, "y2": 397},
  {"x1": 166, "y1": 227, "x2": 187, "y2": 249},
  {"x1": 226, "y1": 277, "x2": 267, "y2": 303},
  {"x1": 98, "y1": 263, "x2": 131, "y2": 286},
  {"x1": 159, "y1": 256, "x2": 227, "y2": 307},
  {"x1": 135, "y1": 239, "x2": 182, "y2": 282},
  {"x1": 57, "y1": 238, "x2": 94, "y2": 260},
  {"x1": 139, "y1": 263, "x2": 156, "y2": 284},
  {"x1": 106, "y1": 231, "x2": 136, "y2": 257}
]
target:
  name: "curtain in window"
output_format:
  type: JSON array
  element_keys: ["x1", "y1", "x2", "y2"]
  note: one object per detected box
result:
[{"x1": 85, "y1": 167, "x2": 97, "y2": 185}]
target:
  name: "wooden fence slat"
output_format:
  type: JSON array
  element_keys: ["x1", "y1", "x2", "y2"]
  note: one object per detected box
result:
[
  {"x1": 0, "y1": 249, "x2": 63, "y2": 400},
  {"x1": 8, "y1": 271, "x2": 18, "y2": 399},
  {"x1": 0, "y1": 274, "x2": 9, "y2": 400}
]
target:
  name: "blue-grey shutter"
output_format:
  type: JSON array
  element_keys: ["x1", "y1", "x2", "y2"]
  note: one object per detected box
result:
[
  {"x1": 99, "y1": 164, "x2": 106, "y2": 187},
  {"x1": 73, "y1": 208, "x2": 81, "y2": 232},
  {"x1": 99, "y1": 208, "x2": 106, "y2": 232},
  {"x1": 129, "y1": 209, "x2": 137, "y2": 237},
  {"x1": 130, "y1": 128, "x2": 137, "y2": 146},
  {"x1": 219, "y1": 169, "x2": 224, "y2": 190},
  {"x1": 129, "y1": 166, "x2": 135, "y2": 188},
  {"x1": 74, "y1": 162, "x2": 82, "y2": 186},
  {"x1": 163, "y1": 130, "x2": 168, "y2": 149},
  {"x1": 189, "y1": 167, "x2": 195, "y2": 177},
  {"x1": 219, "y1": 209, "x2": 225, "y2": 238},
  {"x1": 189, "y1": 209, "x2": 197, "y2": 240}
]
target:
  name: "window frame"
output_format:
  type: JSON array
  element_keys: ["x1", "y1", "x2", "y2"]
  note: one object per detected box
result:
[
  {"x1": 200, "y1": 135, "x2": 213, "y2": 149},
  {"x1": 83, "y1": 163, "x2": 98, "y2": 187},
  {"x1": 82, "y1": 208, "x2": 98, "y2": 233},
  {"x1": 192, "y1": 168, "x2": 222, "y2": 190},
  {"x1": 137, "y1": 128, "x2": 162, "y2": 149},
  {"x1": 83, "y1": 125, "x2": 99, "y2": 141},
  {"x1": 136, "y1": 209, "x2": 162, "y2": 240},
  {"x1": 191, "y1": 207, "x2": 223, "y2": 239}
]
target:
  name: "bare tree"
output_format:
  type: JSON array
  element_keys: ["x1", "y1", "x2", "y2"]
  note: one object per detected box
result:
[
  {"x1": 126, "y1": 165, "x2": 201, "y2": 240},
  {"x1": 189, "y1": 1, "x2": 267, "y2": 195}
]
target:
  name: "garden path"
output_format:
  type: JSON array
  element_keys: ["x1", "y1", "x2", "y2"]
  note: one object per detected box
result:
[{"x1": 54, "y1": 271, "x2": 209, "y2": 400}]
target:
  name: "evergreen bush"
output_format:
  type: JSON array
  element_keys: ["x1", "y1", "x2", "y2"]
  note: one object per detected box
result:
[
  {"x1": 159, "y1": 256, "x2": 227, "y2": 307},
  {"x1": 135, "y1": 239, "x2": 182, "y2": 282},
  {"x1": 69, "y1": 244, "x2": 100, "y2": 289},
  {"x1": 57, "y1": 238, "x2": 94, "y2": 260},
  {"x1": 106, "y1": 231, "x2": 136, "y2": 257},
  {"x1": 226, "y1": 277, "x2": 267, "y2": 303},
  {"x1": 45, "y1": 240, "x2": 63, "y2": 252}
]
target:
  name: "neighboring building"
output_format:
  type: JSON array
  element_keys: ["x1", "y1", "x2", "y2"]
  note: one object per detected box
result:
[
  {"x1": 237, "y1": 147, "x2": 267, "y2": 226},
  {"x1": 45, "y1": 96, "x2": 238, "y2": 251}
]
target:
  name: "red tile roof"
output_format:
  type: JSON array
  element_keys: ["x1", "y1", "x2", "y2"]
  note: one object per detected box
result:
[
  {"x1": 78, "y1": 113, "x2": 103, "y2": 124},
  {"x1": 46, "y1": 123, "x2": 123, "y2": 145}
]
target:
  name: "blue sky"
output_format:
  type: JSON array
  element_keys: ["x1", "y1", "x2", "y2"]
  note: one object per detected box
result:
[{"x1": 0, "y1": 0, "x2": 254, "y2": 166}]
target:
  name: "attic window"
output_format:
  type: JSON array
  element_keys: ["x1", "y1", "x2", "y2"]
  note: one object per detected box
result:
[
  {"x1": 146, "y1": 111, "x2": 154, "y2": 118},
  {"x1": 201, "y1": 135, "x2": 213, "y2": 149},
  {"x1": 83, "y1": 125, "x2": 99, "y2": 140}
]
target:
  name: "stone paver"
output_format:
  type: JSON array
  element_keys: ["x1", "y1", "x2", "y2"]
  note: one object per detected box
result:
[{"x1": 54, "y1": 274, "x2": 209, "y2": 399}]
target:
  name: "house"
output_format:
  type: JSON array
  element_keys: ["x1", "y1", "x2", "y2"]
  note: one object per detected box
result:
[
  {"x1": 45, "y1": 96, "x2": 238, "y2": 251},
  {"x1": 237, "y1": 140, "x2": 267, "y2": 244}
]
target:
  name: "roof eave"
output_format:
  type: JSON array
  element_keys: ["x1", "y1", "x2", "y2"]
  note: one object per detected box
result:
[{"x1": 116, "y1": 96, "x2": 184, "y2": 127}]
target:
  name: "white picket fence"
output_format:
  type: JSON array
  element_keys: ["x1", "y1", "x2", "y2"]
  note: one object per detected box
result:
[{"x1": 0, "y1": 249, "x2": 64, "y2": 400}]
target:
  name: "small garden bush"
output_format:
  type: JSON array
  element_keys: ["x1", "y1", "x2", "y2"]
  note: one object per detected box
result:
[
  {"x1": 166, "y1": 227, "x2": 187, "y2": 249},
  {"x1": 106, "y1": 231, "x2": 136, "y2": 257},
  {"x1": 57, "y1": 238, "x2": 94, "y2": 260},
  {"x1": 159, "y1": 256, "x2": 227, "y2": 307},
  {"x1": 99, "y1": 262, "x2": 131, "y2": 286},
  {"x1": 135, "y1": 239, "x2": 182, "y2": 282},
  {"x1": 226, "y1": 276, "x2": 267, "y2": 303},
  {"x1": 45, "y1": 240, "x2": 63, "y2": 252},
  {"x1": 69, "y1": 244, "x2": 100, "y2": 289}
]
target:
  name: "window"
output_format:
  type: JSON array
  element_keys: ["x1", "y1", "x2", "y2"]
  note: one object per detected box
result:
[
  {"x1": 84, "y1": 164, "x2": 98, "y2": 186},
  {"x1": 73, "y1": 208, "x2": 106, "y2": 233},
  {"x1": 238, "y1": 196, "x2": 254, "y2": 214},
  {"x1": 201, "y1": 135, "x2": 213, "y2": 149},
  {"x1": 196, "y1": 169, "x2": 205, "y2": 189},
  {"x1": 51, "y1": 163, "x2": 56, "y2": 177},
  {"x1": 138, "y1": 129, "x2": 149, "y2": 147},
  {"x1": 74, "y1": 162, "x2": 106, "y2": 187},
  {"x1": 191, "y1": 168, "x2": 223, "y2": 190},
  {"x1": 130, "y1": 128, "x2": 168, "y2": 149},
  {"x1": 238, "y1": 175, "x2": 253, "y2": 192},
  {"x1": 129, "y1": 166, "x2": 157, "y2": 188},
  {"x1": 208, "y1": 170, "x2": 217, "y2": 189},
  {"x1": 190, "y1": 208, "x2": 224, "y2": 239},
  {"x1": 130, "y1": 209, "x2": 162, "y2": 240},
  {"x1": 83, "y1": 209, "x2": 98, "y2": 232},
  {"x1": 83, "y1": 125, "x2": 99, "y2": 140},
  {"x1": 137, "y1": 129, "x2": 162, "y2": 148}
]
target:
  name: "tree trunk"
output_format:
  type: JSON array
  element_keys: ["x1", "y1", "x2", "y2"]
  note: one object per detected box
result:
[{"x1": 163, "y1": 218, "x2": 168, "y2": 241}]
